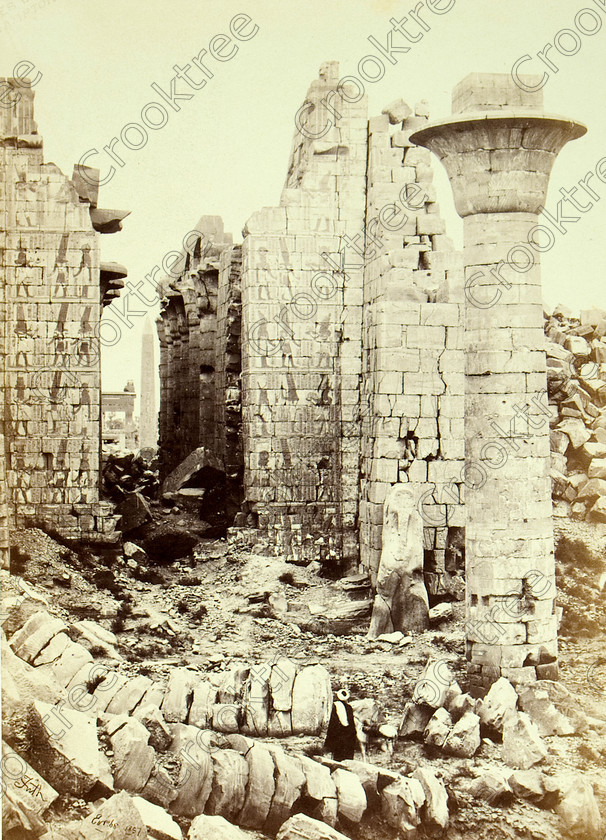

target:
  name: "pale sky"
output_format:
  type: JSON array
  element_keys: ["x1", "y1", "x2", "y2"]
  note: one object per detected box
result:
[{"x1": 2, "y1": 0, "x2": 605, "y2": 402}]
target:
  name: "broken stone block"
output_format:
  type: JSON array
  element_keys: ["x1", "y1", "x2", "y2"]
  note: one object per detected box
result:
[
  {"x1": 443, "y1": 711, "x2": 481, "y2": 758},
  {"x1": 588, "y1": 495, "x2": 606, "y2": 522},
  {"x1": 188, "y1": 814, "x2": 255, "y2": 840},
  {"x1": 290, "y1": 664, "x2": 332, "y2": 735},
  {"x1": 106, "y1": 675, "x2": 153, "y2": 715},
  {"x1": 39, "y1": 639, "x2": 93, "y2": 689},
  {"x1": 32, "y1": 632, "x2": 70, "y2": 666},
  {"x1": 187, "y1": 680, "x2": 217, "y2": 729},
  {"x1": 131, "y1": 795, "x2": 182, "y2": 840},
  {"x1": 238, "y1": 742, "x2": 275, "y2": 829},
  {"x1": 299, "y1": 755, "x2": 338, "y2": 825},
  {"x1": 517, "y1": 684, "x2": 575, "y2": 736},
  {"x1": 1, "y1": 574, "x2": 50, "y2": 638},
  {"x1": 168, "y1": 724, "x2": 214, "y2": 818},
  {"x1": 161, "y1": 668, "x2": 198, "y2": 723},
  {"x1": 74, "y1": 791, "x2": 147, "y2": 839},
  {"x1": 109, "y1": 717, "x2": 155, "y2": 792},
  {"x1": 264, "y1": 746, "x2": 306, "y2": 833},
  {"x1": 270, "y1": 656, "x2": 297, "y2": 711},
  {"x1": 93, "y1": 672, "x2": 130, "y2": 713},
  {"x1": 123, "y1": 541, "x2": 147, "y2": 561},
  {"x1": 508, "y1": 768, "x2": 545, "y2": 803},
  {"x1": 381, "y1": 776, "x2": 426, "y2": 837},
  {"x1": 412, "y1": 658, "x2": 456, "y2": 708},
  {"x1": 133, "y1": 703, "x2": 172, "y2": 751},
  {"x1": 118, "y1": 492, "x2": 153, "y2": 533},
  {"x1": 206, "y1": 749, "x2": 249, "y2": 823},
  {"x1": 382, "y1": 98, "x2": 412, "y2": 124},
  {"x1": 29, "y1": 700, "x2": 112, "y2": 796},
  {"x1": 162, "y1": 446, "x2": 223, "y2": 495},
  {"x1": 412, "y1": 767, "x2": 448, "y2": 829},
  {"x1": 369, "y1": 485, "x2": 428, "y2": 636},
  {"x1": 424, "y1": 707, "x2": 452, "y2": 747},
  {"x1": 242, "y1": 662, "x2": 271, "y2": 736},
  {"x1": 276, "y1": 814, "x2": 350, "y2": 840},
  {"x1": 212, "y1": 702, "x2": 240, "y2": 733},
  {"x1": 140, "y1": 762, "x2": 177, "y2": 809},
  {"x1": 400, "y1": 702, "x2": 433, "y2": 740},
  {"x1": 557, "y1": 418, "x2": 592, "y2": 449},
  {"x1": 332, "y1": 767, "x2": 367, "y2": 823},
  {"x1": 476, "y1": 676, "x2": 518, "y2": 735},
  {"x1": 468, "y1": 769, "x2": 514, "y2": 805},
  {"x1": 555, "y1": 775, "x2": 602, "y2": 840},
  {"x1": 502, "y1": 711, "x2": 548, "y2": 769},
  {"x1": 9, "y1": 610, "x2": 67, "y2": 663},
  {"x1": 2, "y1": 741, "x2": 59, "y2": 837},
  {"x1": 73, "y1": 620, "x2": 122, "y2": 661}
]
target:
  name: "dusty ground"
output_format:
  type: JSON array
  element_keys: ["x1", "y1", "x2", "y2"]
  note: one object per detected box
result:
[{"x1": 8, "y1": 506, "x2": 606, "y2": 840}]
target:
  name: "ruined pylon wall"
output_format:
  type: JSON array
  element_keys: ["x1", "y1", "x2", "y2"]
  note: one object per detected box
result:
[
  {"x1": 156, "y1": 218, "x2": 233, "y2": 477},
  {"x1": 359, "y1": 104, "x2": 466, "y2": 595},
  {"x1": 240, "y1": 63, "x2": 367, "y2": 569},
  {"x1": 1, "y1": 80, "x2": 120, "y2": 542}
]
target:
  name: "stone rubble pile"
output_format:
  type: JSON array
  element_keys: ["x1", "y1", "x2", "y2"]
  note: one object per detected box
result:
[
  {"x1": 102, "y1": 453, "x2": 159, "y2": 503},
  {"x1": 546, "y1": 306, "x2": 606, "y2": 523}
]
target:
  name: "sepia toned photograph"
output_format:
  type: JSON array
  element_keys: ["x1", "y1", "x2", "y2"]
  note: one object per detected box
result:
[{"x1": 1, "y1": 1, "x2": 605, "y2": 838}]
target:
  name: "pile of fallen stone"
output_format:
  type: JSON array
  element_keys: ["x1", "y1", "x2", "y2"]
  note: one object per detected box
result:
[
  {"x1": 102, "y1": 453, "x2": 159, "y2": 503},
  {"x1": 399, "y1": 659, "x2": 602, "y2": 837},
  {"x1": 546, "y1": 306, "x2": 606, "y2": 523}
]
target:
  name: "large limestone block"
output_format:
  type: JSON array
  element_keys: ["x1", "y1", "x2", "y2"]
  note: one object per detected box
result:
[
  {"x1": 161, "y1": 668, "x2": 199, "y2": 723},
  {"x1": 133, "y1": 703, "x2": 172, "y2": 751},
  {"x1": 29, "y1": 700, "x2": 112, "y2": 796},
  {"x1": 424, "y1": 708, "x2": 452, "y2": 747},
  {"x1": 162, "y1": 447, "x2": 223, "y2": 495},
  {"x1": 369, "y1": 485, "x2": 428, "y2": 637},
  {"x1": 381, "y1": 776, "x2": 426, "y2": 837},
  {"x1": 555, "y1": 775, "x2": 602, "y2": 839},
  {"x1": 517, "y1": 684, "x2": 575, "y2": 736},
  {"x1": 290, "y1": 664, "x2": 332, "y2": 735},
  {"x1": 75, "y1": 791, "x2": 147, "y2": 840},
  {"x1": 32, "y1": 631, "x2": 70, "y2": 665},
  {"x1": 443, "y1": 711, "x2": 481, "y2": 758},
  {"x1": 109, "y1": 717, "x2": 155, "y2": 793},
  {"x1": 1, "y1": 741, "x2": 59, "y2": 837},
  {"x1": 502, "y1": 711, "x2": 548, "y2": 769},
  {"x1": 206, "y1": 749, "x2": 249, "y2": 822},
  {"x1": 238, "y1": 742, "x2": 275, "y2": 829},
  {"x1": 1, "y1": 574, "x2": 50, "y2": 638},
  {"x1": 9, "y1": 610, "x2": 67, "y2": 663},
  {"x1": 187, "y1": 681, "x2": 217, "y2": 729},
  {"x1": 270, "y1": 656, "x2": 297, "y2": 711},
  {"x1": 38, "y1": 639, "x2": 93, "y2": 688},
  {"x1": 188, "y1": 814, "x2": 252, "y2": 840},
  {"x1": 106, "y1": 675, "x2": 153, "y2": 715},
  {"x1": 412, "y1": 658, "x2": 456, "y2": 708},
  {"x1": 412, "y1": 767, "x2": 449, "y2": 829},
  {"x1": 265, "y1": 746, "x2": 306, "y2": 833},
  {"x1": 242, "y1": 662, "x2": 271, "y2": 736},
  {"x1": 276, "y1": 814, "x2": 351, "y2": 840},
  {"x1": 132, "y1": 795, "x2": 182, "y2": 840},
  {"x1": 168, "y1": 724, "x2": 214, "y2": 817},
  {"x1": 332, "y1": 767, "x2": 367, "y2": 823},
  {"x1": 476, "y1": 677, "x2": 518, "y2": 734}
]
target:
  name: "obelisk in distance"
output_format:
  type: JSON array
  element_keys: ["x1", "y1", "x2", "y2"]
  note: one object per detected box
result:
[{"x1": 139, "y1": 316, "x2": 158, "y2": 452}]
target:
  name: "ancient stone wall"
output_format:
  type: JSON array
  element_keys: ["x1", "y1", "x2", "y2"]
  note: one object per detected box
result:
[
  {"x1": 240, "y1": 62, "x2": 367, "y2": 569},
  {"x1": 359, "y1": 102, "x2": 465, "y2": 597},
  {"x1": 1, "y1": 79, "x2": 124, "y2": 543}
]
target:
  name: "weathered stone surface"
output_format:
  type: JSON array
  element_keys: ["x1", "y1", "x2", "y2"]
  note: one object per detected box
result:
[
  {"x1": 206, "y1": 749, "x2": 249, "y2": 822},
  {"x1": 443, "y1": 711, "x2": 481, "y2": 758},
  {"x1": 140, "y1": 762, "x2": 177, "y2": 809},
  {"x1": 32, "y1": 631, "x2": 70, "y2": 666},
  {"x1": 555, "y1": 775, "x2": 602, "y2": 839},
  {"x1": 382, "y1": 98, "x2": 412, "y2": 124},
  {"x1": 133, "y1": 703, "x2": 172, "y2": 751},
  {"x1": 1, "y1": 574, "x2": 50, "y2": 638},
  {"x1": 369, "y1": 486, "x2": 428, "y2": 636},
  {"x1": 517, "y1": 684, "x2": 575, "y2": 736},
  {"x1": 502, "y1": 711, "x2": 548, "y2": 769},
  {"x1": 412, "y1": 767, "x2": 449, "y2": 828},
  {"x1": 161, "y1": 668, "x2": 198, "y2": 723},
  {"x1": 242, "y1": 662, "x2": 271, "y2": 736},
  {"x1": 187, "y1": 681, "x2": 217, "y2": 729},
  {"x1": 213, "y1": 702, "x2": 240, "y2": 733},
  {"x1": 1, "y1": 741, "x2": 59, "y2": 837},
  {"x1": 332, "y1": 767, "x2": 367, "y2": 823},
  {"x1": 508, "y1": 769, "x2": 545, "y2": 803},
  {"x1": 381, "y1": 776, "x2": 426, "y2": 836},
  {"x1": 132, "y1": 794, "x2": 182, "y2": 840},
  {"x1": 106, "y1": 675, "x2": 153, "y2": 715},
  {"x1": 401, "y1": 702, "x2": 433, "y2": 740},
  {"x1": 265, "y1": 746, "x2": 306, "y2": 833},
  {"x1": 188, "y1": 814, "x2": 255, "y2": 840},
  {"x1": 299, "y1": 755, "x2": 338, "y2": 824},
  {"x1": 424, "y1": 708, "x2": 452, "y2": 747},
  {"x1": 29, "y1": 701, "x2": 112, "y2": 796},
  {"x1": 75, "y1": 791, "x2": 147, "y2": 840},
  {"x1": 412, "y1": 658, "x2": 456, "y2": 708},
  {"x1": 276, "y1": 814, "x2": 351, "y2": 840},
  {"x1": 93, "y1": 672, "x2": 130, "y2": 713},
  {"x1": 168, "y1": 724, "x2": 214, "y2": 818},
  {"x1": 476, "y1": 677, "x2": 518, "y2": 734},
  {"x1": 118, "y1": 492, "x2": 153, "y2": 533},
  {"x1": 73, "y1": 620, "x2": 122, "y2": 660},
  {"x1": 109, "y1": 717, "x2": 155, "y2": 792},
  {"x1": 238, "y1": 742, "x2": 275, "y2": 829},
  {"x1": 39, "y1": 639, "x2": 93, "y2": 688},
  {"x1": 270, "y1": 656, "x2": 297, "y2": 711},
  {"x1": 9, "y1": 610, "x2": 67, "y2": 663},
  {"x1": 468, "y1": 769, "x2": 513, "y2": 805},
  {"x1": 340, "y1": 759, "x2": 379, "y2": 801},
  {"x1": 290, "y1": 664, "x2": 332, "y2": 735}
]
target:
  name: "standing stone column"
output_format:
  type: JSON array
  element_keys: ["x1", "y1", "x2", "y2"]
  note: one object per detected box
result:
[{"x1": 411, "y1": 74, "x2": 586, "y2": 693}]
